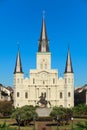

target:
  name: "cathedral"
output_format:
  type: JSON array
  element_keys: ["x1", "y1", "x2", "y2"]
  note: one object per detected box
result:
[{"x1": 14, "y1": 17, "x2": 74, "y2": 108}]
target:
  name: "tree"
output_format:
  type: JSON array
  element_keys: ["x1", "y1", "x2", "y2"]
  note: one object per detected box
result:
[
  {"x1": 50, "y1": 106, "x2": 72, "y2": 117},
  {"x1": 11, "y1": 105, "x2": 38, "y2": 126},
  {"x1": 50, "y1": 106, "x2": 73, "y2": 125},
  {"x1": 0, "y1": 101, "x2": 13, "y2": 117},
  {"x1": 72, "y1": 104, "x2": 87, "y2": 116}
]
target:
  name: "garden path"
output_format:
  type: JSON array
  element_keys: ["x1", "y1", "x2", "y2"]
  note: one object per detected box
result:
[{"x1": 36, "y1": 121, "x2": 52, "y2": 130}]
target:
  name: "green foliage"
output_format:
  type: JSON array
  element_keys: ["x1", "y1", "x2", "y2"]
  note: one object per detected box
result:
[
  {"x1": 50, "y1": 106, "x2": 72, "y2": 118},
  {"x1": 0, "y1": 122, "x2": 17, "y2": 130},
  {"x1": 11, "y1": 105, "x2": 38, "y2": 125},
  {"x1": 72, "y1": 104, "x2": 87, "y2": 116},
  {"x1": 50, "y1": 106, "x2": 73, "y2": 126},
  {"x1": 0, "y1": 101, "x2": 13, "y2": 117},
  {"x1": 74, "y1": 128, "x2": 84, "y2": 130},
  {"x1": 75, "y1": 121, "x2": 87, "y2": 130}
]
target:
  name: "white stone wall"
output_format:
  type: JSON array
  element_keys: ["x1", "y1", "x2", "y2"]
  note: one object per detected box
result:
[
  {"x1": 37, "y1": 52, "x2": 51, "y2": 70},
  {"x1": 14, "y1": 52, "x2": 74, "y2": 108}
]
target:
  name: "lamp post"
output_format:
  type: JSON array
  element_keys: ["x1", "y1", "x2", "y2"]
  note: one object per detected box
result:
[
  {"x1": 33, "y1": 115, "x2": 36, "y2": 130},
  {"x1": 71, "y1": 117, "x2": 74, "y2": 130},
  {"x1": 17, "y1": 114, "x2": 21, "y2": 130},
  {"x1": 56, "y1": 115, "x2": 59, "y2": 130}
]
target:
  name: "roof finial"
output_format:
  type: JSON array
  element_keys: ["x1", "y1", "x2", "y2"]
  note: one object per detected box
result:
[
  {"x1": 42, "y1": 10, "x2": 45, "y2": 19},
  {"x1": 17, "y1": 41, "x2": 20, "y2": 51},
  {"x1": 68, "y1": 43, "x2": 70, "y2": 51}
]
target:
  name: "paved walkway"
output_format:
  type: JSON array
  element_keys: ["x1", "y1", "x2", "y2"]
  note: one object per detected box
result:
[{"x1": 36, "y1": 121, "x2": 52, "y2": 130}]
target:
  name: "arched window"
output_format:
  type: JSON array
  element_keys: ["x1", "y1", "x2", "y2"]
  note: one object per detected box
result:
[
  {"x1": 60, "y1": 92, "x2": 63, "y2": 99},
  {"x1": 68, "y1": 78, "x2": 70, "y2": 83},
  {"x1": 33, "y1": 79, "x2": 35, "y2": 84},
  {"x1": 68, "y1": 92, "x2": 71, "y2": 97},
  {"x1": 17, "y1": 92, "x2": 19, "y2": 97},
  {"x1": 53, "y1": 79, "x2": 55, "y2": 84},
  {"x1": 25, "y1": 92, "x2": 28, "y2": 98},
  {"x1": 65, "y1": 78, "x2": 67, "y2": 83},
  {"x1": 42, "y1": 41, "x2": 45, "y2": 52}
]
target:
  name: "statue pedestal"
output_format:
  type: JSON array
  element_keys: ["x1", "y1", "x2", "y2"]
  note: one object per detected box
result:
[{"x1": 36, "y1": 107, "x2": 52, "y2": 117}]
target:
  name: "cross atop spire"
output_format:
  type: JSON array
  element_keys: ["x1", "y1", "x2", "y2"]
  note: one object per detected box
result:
[
  {"x1": 14, "y1": 50, "x2": 23, "y2": 74},
  {"x1": 17, "y1": 41, "x2": 20, "y2": 51},
  {"x1": 64, "y1": 48, "x2": 73, "y2": 73},
  {"x1": 38, "y1": 15, "x2": 50, "y2": 52},
  {"x1": 42, "y1": 10, "x2": 45, "y2": 19},
  {"x1": 40, "y1": 15, "x2": 48, "y2": 41}
]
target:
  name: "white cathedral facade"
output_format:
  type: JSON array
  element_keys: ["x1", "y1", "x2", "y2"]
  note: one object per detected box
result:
[{"x1": 14, "y1": 17, "x2": 74, "y2": 108}]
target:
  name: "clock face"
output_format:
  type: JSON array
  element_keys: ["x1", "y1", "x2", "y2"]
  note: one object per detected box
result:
[
  {"x1": 41, "y1": 72, "x2": 47, "y2": 78},
  {"x1": 42, "y1": 73, "x2": 46, "y2": 78}
]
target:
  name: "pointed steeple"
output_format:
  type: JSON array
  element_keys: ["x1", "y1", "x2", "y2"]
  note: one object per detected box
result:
[
  {"x1": 38, "y1": 16, "x2": 50, "y2": 52},
  {"x1": 64, "y1": 49, "x2": 73, "y2": 73},
  {"x1": 40, "y1": 16, "x2": 48, "y2": 41},
  {"x1": 14, "y1": 50, "x2": 23, "y2": 74}
]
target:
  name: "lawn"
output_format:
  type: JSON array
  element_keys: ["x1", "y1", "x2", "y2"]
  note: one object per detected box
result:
[
  {"x1": 0, "y1": 118, "x2": 33, "y2": 130},
  {"x1": 0, "y1": 118, "x2": 87, "y2": 130},
  {"x1": 52, "y1": 118, "x2": 87, "y2": 130}
]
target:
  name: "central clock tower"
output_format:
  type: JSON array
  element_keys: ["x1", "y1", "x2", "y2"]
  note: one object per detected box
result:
[{"x1": 37, "y1": 17, "x2": 51, "y2": 71}]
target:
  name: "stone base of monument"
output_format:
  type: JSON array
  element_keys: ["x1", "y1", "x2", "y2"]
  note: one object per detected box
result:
[{"x1": 36, "y1": 107, "x2": 52, "y2": 117}]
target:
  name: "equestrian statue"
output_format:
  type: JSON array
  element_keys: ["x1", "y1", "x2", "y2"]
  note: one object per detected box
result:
[{"x1": 37, "y1": 92, "x2": 51, "y2": 107}]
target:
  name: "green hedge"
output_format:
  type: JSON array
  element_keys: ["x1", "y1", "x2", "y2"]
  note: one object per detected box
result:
[{"x1": 0, "y1": 122, "x2": 17, "y2": 130}]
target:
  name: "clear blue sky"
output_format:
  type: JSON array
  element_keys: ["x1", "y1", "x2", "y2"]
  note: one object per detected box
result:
[{"x1": 0, "y1": 0, "x2": 87, "y2": 88}]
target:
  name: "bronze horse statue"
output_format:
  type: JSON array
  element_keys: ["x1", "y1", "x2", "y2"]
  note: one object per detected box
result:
[{"x1": 37, "y1": 92, "x2": 51, "y2": 107}]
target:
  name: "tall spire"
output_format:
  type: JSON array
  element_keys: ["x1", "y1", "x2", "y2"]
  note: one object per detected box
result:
[
  {"x1": 14, "y1": 50, "x2": 23, "y2": 74},
  {"x1": 64, "y1": 48, "x2": 73, "y2": 73},
  {"x1": 38, "y1": 15, "x2": 50, "y2": 52}
]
